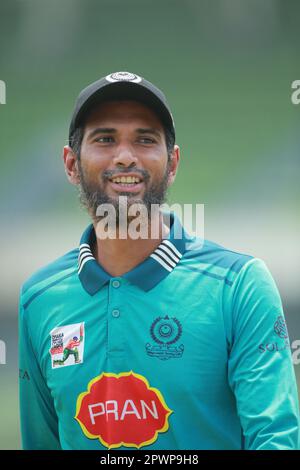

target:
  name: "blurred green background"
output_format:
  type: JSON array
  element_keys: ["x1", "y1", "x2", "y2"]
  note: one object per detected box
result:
[{"x1": 0, "y1": 0, "x2": 300, "y2": 449}]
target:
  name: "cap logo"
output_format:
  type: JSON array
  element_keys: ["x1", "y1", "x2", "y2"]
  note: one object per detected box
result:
[{"x1": 105, "y1": 71, "x2": 142, "y2": 83}]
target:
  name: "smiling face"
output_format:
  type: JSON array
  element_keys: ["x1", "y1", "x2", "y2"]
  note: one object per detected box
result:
[{"x1": 64, "y1": 100, "x2": 179, "y2": 223}]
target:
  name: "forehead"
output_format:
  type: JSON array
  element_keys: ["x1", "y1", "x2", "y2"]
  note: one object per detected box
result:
[{"x1": 83, "y1": 100, "x2": 164, "y2": 130}]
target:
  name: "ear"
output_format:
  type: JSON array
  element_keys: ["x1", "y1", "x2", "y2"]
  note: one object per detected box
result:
[
  {"x1": 63, "y1": 146, "x2": 80, "y2": 185},
  {"x1": 167, "y1": 144, "x2": 180, "y2": 186}
]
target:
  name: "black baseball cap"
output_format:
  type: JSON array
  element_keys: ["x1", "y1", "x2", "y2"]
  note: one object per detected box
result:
[{"x1": 68, "y1": 71, "x2": 175, "y2": 145}]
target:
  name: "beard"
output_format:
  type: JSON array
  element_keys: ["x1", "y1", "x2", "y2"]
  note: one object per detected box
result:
[{"x1": 77, "y1": 160, "x2": 170, "y2": 225}]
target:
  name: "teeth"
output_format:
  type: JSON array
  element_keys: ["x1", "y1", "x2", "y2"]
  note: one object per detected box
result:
[{"x1": 112, "y1": 176, "x2": 141, "y2": 184}]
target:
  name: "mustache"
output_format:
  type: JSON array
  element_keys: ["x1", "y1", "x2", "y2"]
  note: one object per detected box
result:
[{"x1": 102, "y1": 168, "x2": 150, "y2": 182}]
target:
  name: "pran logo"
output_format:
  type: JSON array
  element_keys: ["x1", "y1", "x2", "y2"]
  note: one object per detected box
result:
[
  {"x1": 0, "y1": 80, "x2": 6, "y2": 104},
  {"x1": 75, "y1": 371, "x2": 172, "y2": 449}
]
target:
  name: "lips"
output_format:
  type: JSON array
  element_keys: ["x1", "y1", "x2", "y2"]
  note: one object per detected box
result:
[
  {"x1": 108, "y1": 173, "x2": 145, "y2": 193},
  {"x1": 109, "y1": 180, "x2": 144, "y2": 193}
]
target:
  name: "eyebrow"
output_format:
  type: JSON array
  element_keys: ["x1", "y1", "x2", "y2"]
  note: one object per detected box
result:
[
  {"x1": 136, "y1": 128, "x2": 162, "y2": 138},
  {"x1": 87, "y1": 128, "x2": 116, "y2": 139},
  {"x1": 87, "y1": 127, "x2": 162, "y2": 140}
]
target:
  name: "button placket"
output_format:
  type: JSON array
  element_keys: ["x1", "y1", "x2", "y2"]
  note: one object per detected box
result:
[{"x1": 107, "y1": 278, "x2": 124, "y2": 355}]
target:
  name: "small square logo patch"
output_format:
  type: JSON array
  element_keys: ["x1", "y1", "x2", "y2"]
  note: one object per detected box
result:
[{"x1": 50, "y1": 322, "x2": 84, "y2": 369}]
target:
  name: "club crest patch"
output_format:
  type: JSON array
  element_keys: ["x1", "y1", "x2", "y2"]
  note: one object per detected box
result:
[
  {"x1": 50, "y1": 322, "x2": 85, "y2": 369},
  {"x1": 145, "y1": 315, "x2": 184, "y2": 360}
]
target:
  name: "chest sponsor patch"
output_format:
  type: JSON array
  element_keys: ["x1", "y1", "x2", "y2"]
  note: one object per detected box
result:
[
  {"x1": 50, "y1": 322, "x2": 84, "y2": 369},
  {"x1": 75, "y1": 371, "x2": 172, "y2": 449}
]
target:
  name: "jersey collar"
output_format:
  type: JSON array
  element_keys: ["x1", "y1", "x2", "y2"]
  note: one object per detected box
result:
[{"x1": 78, "y1": 212, "x2": 190, "y2": 294}]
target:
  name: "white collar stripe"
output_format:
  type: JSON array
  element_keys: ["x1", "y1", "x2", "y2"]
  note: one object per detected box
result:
[
  {"x1": 79, "y1": 249, "x2": 94, "y2": 262},
  {"x1": 78, "y1": 254, "x2": 95, "y2": 271},
  {"x1": 79, "y1": 253, "x2": 93, "y2": 262},
  {"x1": 78, "y1": 238, "x2": 182, "y2": 275},
  {"x1": 156, "y1": 244, "x2": 180, "y2": 263},
  {"x1": 78, "y1": 253, "x2": 95, "y2": 264},
  {"x1": 78, "y1": 256, "x2": 95, "y2": 274},
  {"x1": 80, "y1": 244, "x2": 92, "y2": 250},
  {"x1": 79, "y1": 248, "x2": 92, "y2": 257},
  {"x1": 162, "y1": 239, "x2": 182, "y2": 258},
  {"x1": 153, "y1": 249, "x2": 177, "y2": 268},
  {"x1": 150, "y1": 253, "x2": 173, "y2": 272}
]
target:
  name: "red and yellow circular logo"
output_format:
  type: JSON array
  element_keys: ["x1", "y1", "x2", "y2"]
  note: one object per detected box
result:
[{"x1": 75, "y1": 371, "x2": 172, "y2": 449}]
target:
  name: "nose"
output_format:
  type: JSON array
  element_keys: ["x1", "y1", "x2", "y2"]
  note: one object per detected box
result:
[{"x1": 113, "y1": 144, "x2": 138, "y2": 168}]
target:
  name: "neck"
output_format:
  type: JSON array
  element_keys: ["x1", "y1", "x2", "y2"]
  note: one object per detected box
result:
[{"x1": 92, "y1": 213, "x2": 170, "y2": 277}]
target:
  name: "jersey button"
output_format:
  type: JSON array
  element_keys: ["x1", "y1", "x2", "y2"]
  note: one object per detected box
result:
[
  {"x1": 112, "y1": 309, "x2": 120, "y2": 318},
  {"x1": 112, "y1": 280, "x2": 120, "y2": 288}
]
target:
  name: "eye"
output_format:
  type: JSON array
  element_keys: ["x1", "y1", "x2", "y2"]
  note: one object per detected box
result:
[
  {"x1": 138, "y1": 137, "x2": 156, "y2": 144},
  {"x1": 95, "y1": 136, "x2": 114, "y2": 143}
]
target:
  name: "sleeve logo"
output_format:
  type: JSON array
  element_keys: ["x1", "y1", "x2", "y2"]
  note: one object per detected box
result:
[
  {"x1": 274, "y1": 315, "x2": 288, "y2": 339},
  {"x1": 258, "y1": 315, "x2": 291, "y2": 354},
  {"x1": 49, "y1": 322, "x2": 85, "y2": 369}
]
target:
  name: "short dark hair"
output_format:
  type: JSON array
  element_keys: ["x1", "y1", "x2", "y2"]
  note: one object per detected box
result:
[{"x1": 69, "y1": 117, "x2": 175, "y2": 161}]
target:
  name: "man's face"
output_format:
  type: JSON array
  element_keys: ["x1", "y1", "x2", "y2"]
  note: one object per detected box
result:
[{"x1": 76, "y1": 100, "x2": 177, "y2": 223}]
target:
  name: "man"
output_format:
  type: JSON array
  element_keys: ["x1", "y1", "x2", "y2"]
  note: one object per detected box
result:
[{"x1": 19, "y1": 71, "x2": 299, "y2": 450}]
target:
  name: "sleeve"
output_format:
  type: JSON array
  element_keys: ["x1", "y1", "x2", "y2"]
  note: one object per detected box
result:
[
  {"x1": 19, "y1": 300, "x2": 62, "y2": 450},
  {"x1": 227, "y1": 258, "x2": 300, "y2": 450}
]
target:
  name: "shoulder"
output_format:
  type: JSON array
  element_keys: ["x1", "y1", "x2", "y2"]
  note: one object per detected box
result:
[
  {"x1": 183, "y1": 236, "x2": 254, "y2": 274},
  {"x1": 20, "y1": 248, "x2": 79, "y2": 302},
  {"x1": 180, "y1": 234, "x2": 276, "y2": 290}
]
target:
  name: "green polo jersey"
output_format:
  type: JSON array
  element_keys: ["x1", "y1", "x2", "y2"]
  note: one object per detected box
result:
[{"x1": 19, "y1": 213, "x2": 299, "y2": 450}]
